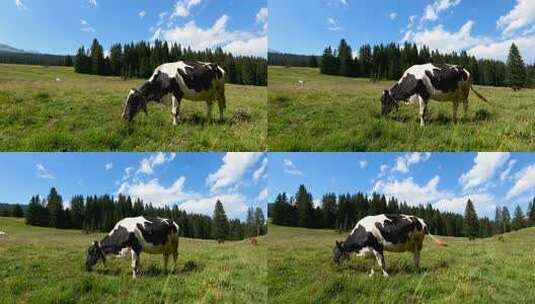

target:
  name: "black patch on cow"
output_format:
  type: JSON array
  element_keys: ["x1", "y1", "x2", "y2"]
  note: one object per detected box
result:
[
  {"x1": 177, "y1": 61, "x2": 222, "y2": 93},
  {"x1": 139, "y1": 73, "x2": 177, "y2": 102},
  {"x1": 343, "y1": 225, "x2": 383, "y2": 254},
  {"x1": 390, "y1": 73, "x2": 430, "y2": 101},
  {"x1": 374, "y1": 215, "x2": 419, "y2": 245},
  {"x1": 425, "y1": 65, "x2": 466, "y2": 93},
  {"x1": 136, "y1": 218, "x2": 174, "y2": 247},
  {"x1": 99, "y1": 226, "x2": 137, "y2": 255}
]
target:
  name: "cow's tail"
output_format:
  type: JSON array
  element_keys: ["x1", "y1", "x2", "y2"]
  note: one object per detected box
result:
[
  {"x1": 427, "y1": 231, "x2": 447, "y2": 247},
  {"x1": 470, "y1": 86, "x2": 490, "y2": 104}
]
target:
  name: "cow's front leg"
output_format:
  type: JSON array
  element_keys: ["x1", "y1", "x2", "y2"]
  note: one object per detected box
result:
[
  {"x1": 172, "y1": 95, "x2": 182, "y2": 126},
  {"x1": 373, "y1": 250, "x2": 389, "y2": 277},
  {"x1": 131, "y1": 250, "x2": 140, "y2": 279},
  {"x1": 418, "y1": 97, "x2": 427, "y2": 127}
]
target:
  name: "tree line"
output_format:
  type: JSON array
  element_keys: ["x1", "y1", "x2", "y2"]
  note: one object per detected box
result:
[
  {"x1": 22, "y1": 187, "x2": 266, "y2": 241},
  {"x1": 0, "y1": 51, "x2": 73, "y2": 67},
  {"x1": 269, "y1": 40, "x2": 535, "y2": 88},
  {"x1": 0, "y1": 203, "x2": 24, "y2": 218},
  {"x1": 269, "y1": 185, "x2": 535, "y2": 239},
  {"x1": 75, "y1": 39, "x2": 267, "y2": 86}
]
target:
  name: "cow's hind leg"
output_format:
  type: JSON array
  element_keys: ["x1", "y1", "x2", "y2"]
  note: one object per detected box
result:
[
  {"x1": 206, "y1": 100, "x2": 214, "y2": 123},
  {"x1": 217, "y1": 87, "x2": 226, "y2": 122},
  {"x1": 172, "y1": 94, "x2": 182, "y2": 126},
  {"x1": 452, "y1": 101, "x2": 459, "y2": 124},
  {"x1": 163, "y1": 253, "x2": 169, "y2": 273},
  {"x1": 373, "y1": 250, "x2": 389, "y2": 277},
  {"x1": 463, "y1": 98, "x2": 468, "y2": 122},
  {"x1": 131, "y1": 250, "x2": 140, "y2": 279},
  {"x1": 413, "y1": 249, "x2": 421, "y2": 272}
]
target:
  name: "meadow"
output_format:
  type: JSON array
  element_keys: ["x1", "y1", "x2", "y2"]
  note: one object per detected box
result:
[
  {"x1": 268, "y1": 66, "x2": 535, "y2": 151},
  {"x1": 268, "y1": 224, "x2": 535, "y2": 304},
  {"x1": 0, "y1": 217, "x2": 267, "y2": 304},
  {"x1": 0, "y1": 64, "x2": 267, "y2": 151}
]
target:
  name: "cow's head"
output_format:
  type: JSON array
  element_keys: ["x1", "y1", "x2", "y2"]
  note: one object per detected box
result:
[
  {"x1": 85, "y1": 241, "x2": 106, "y2": 272},
  {"x1": 122, "y1": 89, "x2": 148, "y2": 122},
  {"x1": 380, "y1": 90, "x2": 397, "y2": 116},
  {"x1": 332, "y1": 241, "x2": 350, "y2": 265}
]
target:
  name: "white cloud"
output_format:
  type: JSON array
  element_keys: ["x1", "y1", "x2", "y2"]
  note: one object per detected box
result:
[
  {"x1": 14, "y1": 0, "x2": 27, "y2": 10},
  {"x1": 402, "y1": 20, "x2": 489, "y2": 53},
  {"x1": 373, "y1": 176, "x2": 445, "y2": 206},
  {"x1": 283, "y1": 159, "x2": 303, "y2": 176},
  {"x1": 407, "y1": 15, "x2": 417, "y2": 29},
  {"x1": 256, "y1": 7, "x2": 268, "y2": 33},
  {"x1": 256, "y1": 188, "x2": 268, "y2": 202},
  {"x1": 253, "y1": 157, "x2": 268, "y2": 182},
  {"x1": 206, "y1": 152, "x2": 263, "y2": 192},
  {"x1": 152, "y1": 14, "x2": 267, "y2": 58},
  {"x1": 497, "y1": 0, "x2": 535, "y2": 37},
  {"x1": 139, "y1": 11, "x2": 147, "y2": 20},
  {"x1": 500, "y1": 159, "x2": 518, "y2": 182},
  {"x1": 468, "y1": 35, "x2": 535, "y2": 62},
  {"x1": 80, "y1": 19, "x2": 95, "y2": 33},
  {"x1": 339, "y1": 0, "x2": 348, "y2": 5},
  {"x1": 389, "y1": 13, "x2": 398, "y2": 20},
  {"x1": 506, "y1": 164, "x2": 535, "y2": 199},
  {"x1": 434, "y1": 192, "x2": 496, "y2": 216},
  {"x1": 359, "y1": 160, "x2": 368, "y2": 169},
  {"x1": 88, "y1": 0, "x2": 97, "y2": 8},
  {"x1": 36, "y1": 164, "x2": 55, "y2": 179},
  {"x1": 327, "y1": 17, "x2": 343, "y2": 32},
  {"x1": 105, "y1": 162, "x2": 113, "y2": 171},
  {"x1": 422, "y1": 0, "x2": 461, "y2": 22},
  {"x1": 171, "y1": 0, "x2": 202, "y2": 18},
  {"x1": 179, "y1": 193, "x2": 248, "y2": 219},
  {"x1": 459, "y1": 153, "x2": 510, "y2": 191},
  {"x1": 138, "y1": 153, "x2": 176, "y2": 175},
  {"x1": 392, "y1": 152, "x2": 431, "y2": 174},
  {"x1": 223, "y1": 36, "x2": 267, "y2": 58}
]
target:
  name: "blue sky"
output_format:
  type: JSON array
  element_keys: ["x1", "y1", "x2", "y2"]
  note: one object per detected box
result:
[
  {"x1": 0, "y1": 0, "x2": 267, "y2": 57},
  {"x1": 0, "y1": 152, "x2": 268, "y2": 220},
  {"x1": 269, "y1": 153, "x2": 535, "y2": 218},
  {"x1": 269, "y1": 0, "x2": 535, "y2": 62}
]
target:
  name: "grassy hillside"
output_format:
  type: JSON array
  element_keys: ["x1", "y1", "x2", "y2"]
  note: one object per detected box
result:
[
  {"x1": 0, "y1": 64, "x2": 266, "y2": 151},
  {"x1": 268, "y1": 66, "x2": 535, "y2": 151},
  {"x1": 0, "y1": 217, "x2": 267, "y2": 304},
  {"x1": 268, "y1": 224, "x2": 535, "y2": 303}
]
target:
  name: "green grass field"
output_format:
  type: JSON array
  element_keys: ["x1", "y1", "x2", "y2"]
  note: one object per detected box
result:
[
  {"x1": 268, "y1": 66, "x2": 535, "y2": 151},
  {"x1": 268, "y1": 224, "x2": 535, "y2": 304},
  {"x1": 0, "y1": 64, "x2": 267, "y2": 151},
  {"x1": 0, "y1": 217, "x2": 267, "y2": 304}
]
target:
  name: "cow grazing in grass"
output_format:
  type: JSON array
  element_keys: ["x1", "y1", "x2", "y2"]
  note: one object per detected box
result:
[
  {"x1": 381, "y1": 63, "x2": 489, "y2": 126},
  {"x1": 122, "y1": 61, "x2": 226, "y2": 125},
  {"x1": 332, "y1": 214, "x2": 446, "y2": 277},
  {"x1": 85, "y1": 216, "x2": 179, "y2": 278}
]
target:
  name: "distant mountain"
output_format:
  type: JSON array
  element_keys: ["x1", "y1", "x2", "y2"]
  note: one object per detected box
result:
[
  {"x1": 0, "y1": 43, "x2": 26, "y2": 53},
  {"x1": 268, "y1": 48, "x2": 280, "y2": 54}
]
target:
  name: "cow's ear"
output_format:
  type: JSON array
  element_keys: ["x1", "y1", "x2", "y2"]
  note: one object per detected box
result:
[
  {"x1": 93, "y1": 241, "x2": 99, "y2": 247},
  {"x1": 383, "y1": 90, "x2": 389, "y2": 95}
]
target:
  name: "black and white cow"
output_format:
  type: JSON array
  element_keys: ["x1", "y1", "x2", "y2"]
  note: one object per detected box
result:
[
  {"x1": 85, "y1": 216, "x2": 179, "y2": 278},
  {"x1": 121, "y1": 61, "x2": 226, "y2": 125},
  {"x1": 381, "y1": 63, "x2": 489, "y2": 126},
  {"x1": 332, "y1": 214, "x2": 446, "y2": 277}
]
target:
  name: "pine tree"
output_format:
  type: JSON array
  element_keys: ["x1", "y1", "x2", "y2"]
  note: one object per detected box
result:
[
  {"x1": 12, "y1": 204, "x2": 24, "y2": 218},
  {"x1": 321, "y1": 193, "x2": 337, "y2": 229},
  {"x1": 501, "y1": 206, "x2": 511, "y2": 233},
  {"x1": 506, "y1": 43, "x2": 527, "y2": 88},
  {"x1": 90, "y1": 39, "x2": 105, "y2": 75},
  {"x1": 512, "y1": 205, "x2": 525, "y2": 230},
  {"x1": 337, "y1": 39, "x2": 353, "y2": 77},
  {"x1": 254, "y1": 207, "x2": 265, "y2": 237},
  {"x1": 464, "y1": 199, "x2": 479, "y2": 240},
  {"x1": 212, "y1": 200, "x2": 229, "y2": 241},
  {"x1": 295, "y1": 185, "x2": 313, "y2": 228},
  {"x1": 47, "y1": 188, "x2": 65, "y2": 228},
  {"x1": 494, "y1": 206, "x2": 502, "y2": 234},
  {"x1": 527, "y1": 198, "x2": 535, "y2": 226}
]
